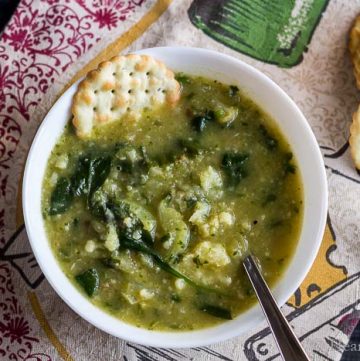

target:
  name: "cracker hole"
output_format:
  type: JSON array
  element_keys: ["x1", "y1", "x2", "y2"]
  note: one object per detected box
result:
[
  {"x1": 94, "y1": 90, "x2": 98, "y2": 94},
  {"x1": 145, "y1": 89, "x2": 149, "y2": 93},
  {"x1": 128, "y1": 89, "x2": 132, "y2": 94},
  {"x1": 93, "y1": 107, "x2": 97, "y2": 111},
  {"x1": 112, "y1": 72, "x2": 116, "y2": 76},
  {"x1": 110, "y1": 107, "x2": 114, "y2": 111},
  {"x1": 146, "y1": 71, "x2": 150, "y2": 76},
  {"x1": 129, "y1": 72, "x2": 133, "y2": 76},
  {"x1": 127, "y1": 107, "x2": 131, "y2": 112},
  {"x1": 111, "y1": 89, "x2": 115, "y2": 94},
  {"x1": 162, "y1": 90, "x2": 166, "y2": 94}
]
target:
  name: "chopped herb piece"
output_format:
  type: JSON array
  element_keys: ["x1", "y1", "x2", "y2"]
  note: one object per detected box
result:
[
  {"x1": 99, "y1": 258, "x2": 118, "y2": 269},
  {"x1": 191, "y1": 110, "x2": 215, "y2": 132},
  {"x1": 259, "y1": 124, "x2": 278, "y2": 150},
  {"x1": 75, "y1": 268, "x2": 99, "y2": 297},
  {"x1": 229, "y1": 85, "x2": 239, "y2": 97},
  {"x1": 193, "y1": 255, "x2": 203, "y2": 267},
  {"x1": 262, "y1": 193, "x2": 277, "y2": 206},
  {"x1": 177, "y1": 138, "x2": 201, "y2": 157},
  {"x1": 268, "y1": 219, "x2": 284, "y2": 228},
  {"x1": 175, "y1": 73, "x2": 190, "y2": 84},
  {"x1": 245, "y1": 287, "x2": 254, "y2": 296},
  {"x1": 140, "y1": 145, "x2": 150, "y2": 167},
  {"x1": 186, "y1": 196, "x2": 197, "y2": 209},
  {"x1": 214, "y1": 108, "x2": 225, "y2": 119},
  {"x1": 283, "y1": 152, "x2": 296, "y2": 174},
  {"x1": 109, "y1": 201, "x2": 130, "y2": 220},
  {"x1": 200, "y1": 304, "x2": 232, "y2": 320},
  {"x1": 171, "y1": 294, "x2": 181, "y2": 303},
  {"x1": 159, "y1": 234, "x2": 171, "y2": 243}
]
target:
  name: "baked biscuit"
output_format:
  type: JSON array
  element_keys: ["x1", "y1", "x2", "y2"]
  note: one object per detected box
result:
[
  {"x1": 349, "y1": 15, "x2": 360, "y2": 88},
  {"x1": 72, "y1": 54, "x2": 181, "y2": 138},
  {"x1": 350, "y1": 105, "x2": 360, "y2": 169}
]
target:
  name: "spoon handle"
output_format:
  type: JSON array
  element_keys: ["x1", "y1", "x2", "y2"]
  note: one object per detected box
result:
[{"x1": 243, "y1": 255, "x2": 310, "y2": 361}]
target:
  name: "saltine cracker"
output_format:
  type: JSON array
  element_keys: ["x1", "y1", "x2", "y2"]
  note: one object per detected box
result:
[{"x1": 72, "y1": 54, "x2": 180, "y2": 138}]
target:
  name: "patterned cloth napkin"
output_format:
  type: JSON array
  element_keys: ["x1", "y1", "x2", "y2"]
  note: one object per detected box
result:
[{"x1": 0, "y1": 1, "x2": 359, "y2": 360}]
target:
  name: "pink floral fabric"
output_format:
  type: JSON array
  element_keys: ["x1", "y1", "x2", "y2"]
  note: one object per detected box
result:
[
  {"x1": 0, "y1": 264, "x2": 49, "y2": 361},
  {"x1": 0, "y1": 1, "x2": 147, "y2": 359}
]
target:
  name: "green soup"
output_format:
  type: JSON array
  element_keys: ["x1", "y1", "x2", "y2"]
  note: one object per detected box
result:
[{"x1": 42, "y1": 75, "x2": 303, "y2": 331}]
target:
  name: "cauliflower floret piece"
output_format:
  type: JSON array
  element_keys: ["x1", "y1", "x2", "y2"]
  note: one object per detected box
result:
[
  {"x1": 189, "y1": 201, "x2": 211, "y2": 225},
  {"x1": 123, "y1": 217, "x2": 133, "y2": 228},
  {"x1": 222, "y1": 276, "x2": 232, "y2": 286},
  {"x1": 198, "y1": 223, "x2": 210, "y2": 237},
  {"x1": 196, "y1": 211, "x2": 235, "y2": 237},
  {"x1": 104, "y1": 224, "x2": 119, "y2": 252},
  {"x1": 55, "y1": 154, "x2": 68, "y2": 170},
  {"x1": 209, "y1": 216, "x2": 220, "y2": 235},
  {"x1": 127, "y1": 149, "x2": 138, "y2": 163},
  {"x1": 193, "y1": 241, "x2": 231, "y2": 267},
  {"x1": 85, "y1": 240, "x2": 97, "y2": 253},
  {"x1": 139, "y1": 289, "x2": 154, "y2": 300},
  {"x1": 219, "y1": 211, "x2": 235, "y2": 226},
  {"x1": 50, "y1": 172, "x2": 58, "y2": 186},
  {"x1": 149, "y1": 166, "x2": 164, "y2": 177},
  {"x1": 200, "y1": 166, "x2": 223, "y2": 197},
  {"x1": 175, "y1": 278, "x2": 186, "y2": 290}
]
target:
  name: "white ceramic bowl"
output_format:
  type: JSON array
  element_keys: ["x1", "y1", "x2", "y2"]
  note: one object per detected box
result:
[{"x1": 23, "y1": 47, "x2": 328, "y2": 348}]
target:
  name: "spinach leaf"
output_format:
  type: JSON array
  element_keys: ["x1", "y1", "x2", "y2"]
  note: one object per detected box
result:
[
  {"x1": 99, "y1": 258, "x2": 118, "y2": 269},
  {"x1": 75, "y1": 268, "x2": 99, "y2": 297},
  {"x1": 114, "y1": 145, "x2": 150, "y2": 182},
  {"x1": 229, "y1": 85, "x2": 239, "y2": 97},
  {"x1": 88, "y1": 156, "x2": 112, "y2": 196},
  {"x1": 199, "y1": 304, "x2": 232, "y2": 320},
  {"x1": 119, "y1": 232, "x2": 220, "y2": 293},
  {"x1": 71, "y1": 156, "x2": 91, "y2": 196},
  {"x1": 141, "y1": 229, "x2": 154, "y2": 246},
  {"x1": 88, "y1": 190, "x2": 109, "y2": 220},
  {"x1": 109, "y1": 200, "x2": 131, "y2": 220},
  {"x1": 221, "y1": 152, "x2": 249, "y2": 186},
  {"x1": 191, "y1": 110, "x2": 215, "y2": 132},
  {"x1": 171, "y1": 293, "x2": 181, "y2": 303},
  {"x1": 49, "y1": 152, "x2": 112, "y2": 218},
  {"x1": 49, "y1": 177, "x2": 73, "y2": 215},
  {"x1": 177, "y1": 138, "x2": 201, "y2": 157},
  {"x1": 283, "y1": 152, "x2": 296, "y2": 175},
  {"x1": 259, "y1": 125, "x2": 278, "y2": 150},
  {"x1": 262, "y1": 193, "x2": 277, "y2": 206},
  {"x1": 71, "y1": 154, "x2": 111, "y2": 199},
  {"x1": 151, "y1": 139, "x2": 202, "y2": 165}
]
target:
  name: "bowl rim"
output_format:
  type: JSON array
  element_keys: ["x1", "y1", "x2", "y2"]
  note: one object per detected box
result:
[{"x1": 23, "y1": 46, "x2": 328, "y2": 348}]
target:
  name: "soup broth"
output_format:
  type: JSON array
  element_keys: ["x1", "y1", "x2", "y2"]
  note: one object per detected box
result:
[{"x1": 42, "y1": 75, "x2": 303, "y2": 331}]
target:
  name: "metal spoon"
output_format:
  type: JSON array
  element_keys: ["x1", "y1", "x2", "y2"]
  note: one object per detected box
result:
[{"x1": 243, "y1": 254, "x2": 310, "y2": 361}]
